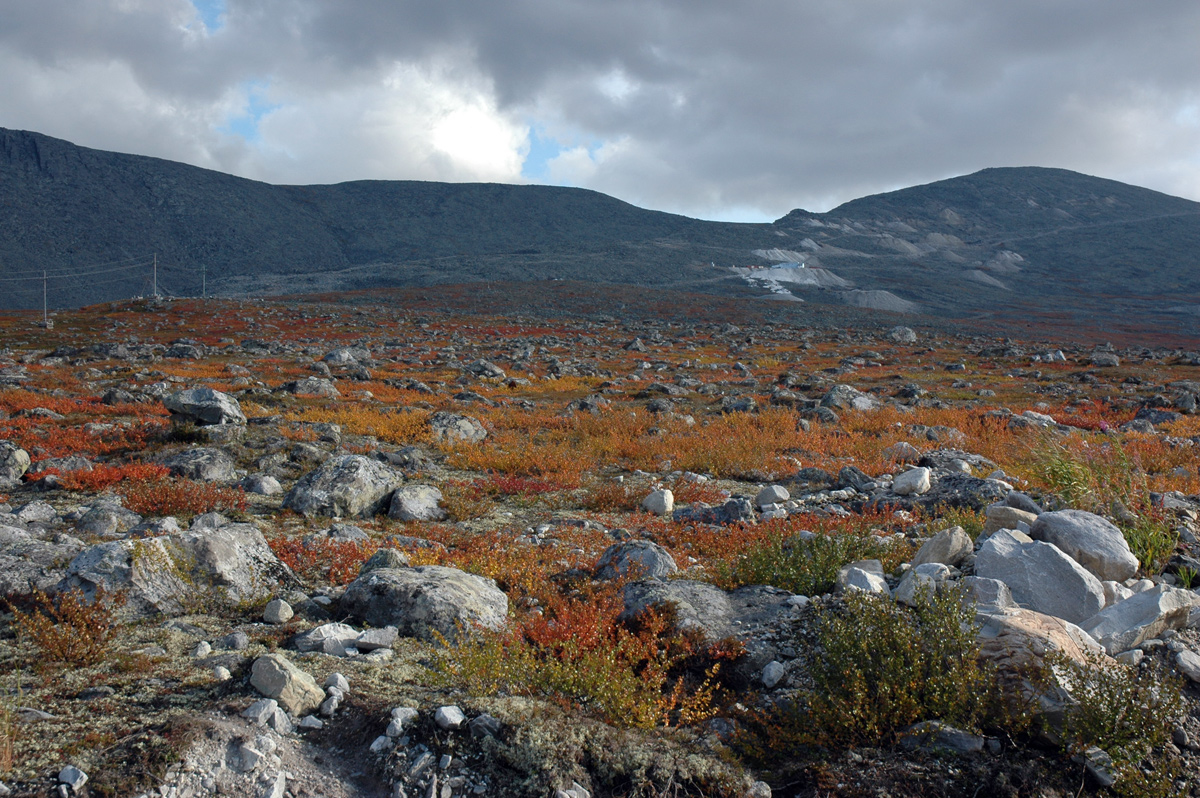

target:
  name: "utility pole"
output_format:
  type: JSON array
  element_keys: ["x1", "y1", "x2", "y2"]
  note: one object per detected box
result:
[
  {"x1": 153, "y1": 253, "x2": 158, "y2": 298},
  {"x1": 42, "y1": 270, "x2": 47, "y2": 326},
  {"x1": 202, "y1": 264, "x2": 206, "y2": 299}
]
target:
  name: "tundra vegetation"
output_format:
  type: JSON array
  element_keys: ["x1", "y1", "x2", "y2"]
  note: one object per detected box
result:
[{"x1": 0, "y1": 290, "x2": 1198, "y2": 797}]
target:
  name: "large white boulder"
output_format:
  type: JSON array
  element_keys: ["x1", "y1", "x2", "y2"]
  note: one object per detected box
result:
[
  {"x1": 1029, "y1": 510, "x2": 1139, "y2": 582},
  {"x1": 283, "y1": 455, "x2": 401, "y2": 518},
  {"x1": 340, "y1": 566, "x2": 508, "y2": 643},
  {"x1": 163, "y1": 387, "x2": 246, "y2": 426},
  {"x1": 974, "y1": 529, "x2": 1105, "y2": 624},
  {"x1": 1078, "y1": 585, "x2": 1200, "y2": 654},
  {"x1": 911, "y1": 525, "x2": 972, "y2": 567}
]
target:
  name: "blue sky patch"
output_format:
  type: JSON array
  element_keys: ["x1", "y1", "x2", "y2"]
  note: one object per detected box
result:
[
  {"x1": 191, "y1": 0, "x2": 226, "y2": 32},
  {"x1": 219, "y1": 82, "x2": 278, "y2": 144}
]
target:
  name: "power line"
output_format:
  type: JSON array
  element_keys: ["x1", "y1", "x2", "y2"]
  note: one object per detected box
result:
[{"x1": 0, "y1": 253, "x2": 153, "y2": 278}]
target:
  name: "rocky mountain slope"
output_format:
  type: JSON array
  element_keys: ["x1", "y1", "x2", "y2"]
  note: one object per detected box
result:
[
  {"x1": 3, "y1": 128, "x2": 1200, "y2": 339},
  {"x1": 2, "y1": 292, "x2": 1200, "y2": 796}
]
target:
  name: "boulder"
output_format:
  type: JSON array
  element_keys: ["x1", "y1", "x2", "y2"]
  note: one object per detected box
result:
[
  {"x1": 755, "y1": 485, "x2": 790, "y2": 507},
  {"x1": 283, "y1": 455, "x2": 401, "y2": 518},
  {"x1": 172, "y1": 523, "x2": 293, "y2": 605},
  {"x1": 59, "y1": 538, "x2": 192, "y2": 616},
  {"x1": 162, "y1": 387, "x2": 246, "y2": 426},
  {"x1": 75, "y1": 504, "x2": 142, "y2": 537},
  {"x1": 910, "y1": 526, "x2": 972, "y2": 567},
  {"x1": 835, "y1": 559, "x2": 889, "y2": 596},
  {"x1": 429, "y1": 412, "x2": 487, "y2": 444},
  {"x1": 892, "y1": 467, "x2": 932, "y2": 496},
  {"x1": 1078, "y1": 585, "x2": 1200, "y2": 654},
  {"x1": 293, "y1": 623, "x2": 360, "y2": 655},
  {"x1": 672, "y1": 498, "x2": 756, "y2": 525},
  {"x1": 277, "y1": 378, "x2": 341, "y2": 398},
  {"x1": 982, "y1": 504, "x2": 1038, "y2": 538},
  {"x1": 594, "y1": 540, "x2": 678, "y2": 580},
  {"x1": 0, "y1": 524, "x2": 87, "y2": 596},
  {"x1": 241, "y1": 474, "x2": 283, "y2": 496},
  {"x1": 961, "y1": 576, "x2": 1015, "y2": 614},
  {"x1": 974, "y1": 529, "x2": 1105, "y2": 624},
  {"x1": 820, "y1": 384, "x2": 880, "y2": 411},
  {"x1": 1029, "y1": 510, "x2": 1139, "y2": 582},
  {"x1": 340, "y1": 566, "x2": 508, "y2": 642},
  {"x1": 157, "y1": 447, "x2": 237, "y2": 483},
  {"x1": 250, "y1": 654, "x2": 325, "y2": 716},
  {"x1": 641, "y1": 489, "x2": 674, "y2": 516},
  {"x1": 882, "y1": 441, "x2": 922, "y2": 463},
  {"x1": 0, "y1": 441, "x2": 30, "y2": 484},
  {"x1": 893, "y1": 570, "x2": 936, "y2": 606},
  {"x1": 388, "y1": 485, "x2": 448, "y2": 522},
  {"x1": 976, "y1": 607, "x2": 1109, "y2": 728}
]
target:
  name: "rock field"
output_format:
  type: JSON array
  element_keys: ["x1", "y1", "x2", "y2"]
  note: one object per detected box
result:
[{"x1": 2, "y1": 294, "x2": 1200, "y2": 797}]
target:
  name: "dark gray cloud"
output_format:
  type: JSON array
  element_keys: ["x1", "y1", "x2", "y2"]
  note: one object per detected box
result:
[{"x1": 1, "y1": 0, "x2": 1197, "y2": 220}]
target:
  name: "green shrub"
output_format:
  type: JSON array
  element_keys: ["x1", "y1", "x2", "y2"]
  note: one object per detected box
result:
[
  {"x1": 1119, "y1": 513, "x2": 1178, "y2": 576},
  {"x1": 801, "y1": 588, "x2": 992, "y2": 747},
  {"x1": 1055, "y1": 650, "x2": 1185, "y2": 798},
  {"x1": 714, "y1": 533, "x2": 903, "y2": 596}
]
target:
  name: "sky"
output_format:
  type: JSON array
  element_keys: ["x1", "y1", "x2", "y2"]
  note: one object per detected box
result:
[{"x1": 1, "y1": 1, "x2": 1198, "y2": 223}]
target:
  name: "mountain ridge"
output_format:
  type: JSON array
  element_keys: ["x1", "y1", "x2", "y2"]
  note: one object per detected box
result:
[{"x1": 2, "y1": 126, "x2": 1199, "y2": 340}]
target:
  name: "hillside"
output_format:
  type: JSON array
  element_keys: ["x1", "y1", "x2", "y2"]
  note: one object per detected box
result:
[{"x1": 3, "y1": 128, "x2": 1200, "y2": 339}]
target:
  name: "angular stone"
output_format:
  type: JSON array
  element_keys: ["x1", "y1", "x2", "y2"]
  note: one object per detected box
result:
[
  {"x1": 293, "y1": 623, "x2": 359, "y2": 653},
  {"x1": 894, "y1": 570, "x2": 936, "y2": 606},
  {"x1": 983, "y1": 504, "x2": 1039, "y2": 537},
  {"x1": 1029, "y1": 510, "x2": 1139, "y2": 582},
  {"x1": 388, "y1": 485, "x2": 447, "y2": 522},
  {"x1": 836, "y1": 560, "x2": 890, "y2": 596},
  {"x1": 755, "y1": 485, "x2": 790, "y2": 507},
  {"x1": 1175, "y1": 650, "x2": 1200, "y2": 682},
  {"x1": 641, "y1": 489, "x2": 674, "y2": 516},
  {"x1": 359, "y1": 548, "x2": 409, "y2": 574},
  {"x1": 340, "y1": 566, "x2": 508, "y2": 643},
  {"x1": 263, "y1": 599, "x2": 293, "y2": 624},
  {"x1": 911, "y1": 525, "x2": 972, "y2": 567},
  {"x1": 157, "y1": 447, "x2": 237, "y2": 482},
  {"x1": 974, "y1": 529, "x2": 1105, "y2": 624},
  {"x1": 356, "y1": 626, "x2": 398, "y2": 651},
  {"x1": 283, "y1": 455, "x2": 401, "y2": 518},
  {"x1": 249, "y1": 653, "x2": 325, "y2": 716},
  {"x1": 594, "y1": 540, "x2": 677, "y2": 580},
  {"x1": 1079, "y1": 585, "x2": 1200, "y2": 654},
  {"x1": 962, "y1": 576, "x2": 1015, "y2": 614},
  {"x1": 892, "y1": 467, "x2": 932, "y2": 496},
  {"x1": 162, "y1": 387, "x2": 246, "y2": 426},
  {"x1": 0, "y1": 441, "x2": 31, "y2": 483},
  {"x1": 429, "y1": 411, "x2": 487, "y2": 444},
  {"x1": 434, "y1": 705, "x2": 466, "y2": 730}
]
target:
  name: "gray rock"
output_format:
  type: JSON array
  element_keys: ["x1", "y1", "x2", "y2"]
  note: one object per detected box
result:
[
  {"x1": 760, "y1": 660, "x2": 786, "y2": 688},
  {"x1": 16, "y1": 500, "x2": 57, "y2": 524},
  {"x1": 755, "y1": 485, "x2": 790, "y2": 507},
  {"x1": 434, "y1": 705, "x2": 466, "y2": 730},
  {"x1": 356, "y1": 626, "x2": 398, "y2": 651},
  {"x1": 241, "y1": 474, "x2": 283, "y2": 496},
  {"x1": 359, "y1": 548, "x2": 410, "y2": 574},
  {"x1": 277, "y1": 377, "x2": 341, "y2": 398},
  {"x1": 889, "y1": 326, "x2": 918, "y2": 344},
  {"x1": 1176, "y1": 650, "x2": 1200, "y2": 682},
  {"x1": 911, "y1": 526, "x2": 972, "y2": 567},
  {"x1": 283, "y1": 455, "x2": 401, "y2": 518},
  {"x1": 1005, "y1": 491, "x2": 1044, "y2": 515},
  {"x1": 983, "y1": 504, "x2": 1039, "y2": 538},
  {"x1": 1079, "y1": 585, "x2": 1200, "y2": 654},
  {"x1": 1029, "y1": 510, "x2": 1139, "y2": 582},
  {"x1": 882, "y1": 441, "x2": 922, "y2": 463},
  {"x1": 173, "y1": 522, "x2": 292, "y2": 606},
  {"x1": 962, "y1": 576, "x2": 1015, "y2": 614},
  {"x1": 340, "y1": 566, "x2": 508, "y2": 642},
  {"x1": 263, "y1": 599, "x2": 294, "y2": 624},
  {"x1": 466, "y1": 359, "x2": 506, "y2": 379},
  {"x1": 0, "y1": 441, "x2": 30, "y2": 483},
  {"x1": 250, "y1": 653, "x2": 325, "y2": 715},
  {"x1": 293, "y1": 623, "x2": 359, "y2": 653},
  {"x1": 58, "y1": 766, "x2": 88, "y2": 791},
  {"x1": 163, "y1": 387, "x2": 246, "y2": 426},
  {"x1": 242, "y1": 698, "x2": 280, "y2": 725},
  {"x1": 898, "y1": 720, "x2": 985, "y2": 754},
  {"x1": 429, "y1": 411, "x2": 487, "y2": 444},
  {"x1": 838, "y1": 566, "x2": 891, "y2": 596},
  {"x1": 974, "y1": 529, "x2": 1106, "y2": 624},
  {"x1": 0, "y1": 524, "x2": 86, "y2": 596},
  {"x1": 157, "y1": 447, "x2": 237, "y2": 482},
  {"x1": 641, "y1": 488, "x2": 674, "y2": 516},
  {"x1": 387, "y1": 485, "x2": 447, "y2": 522},
  {"x1": 821, "y1": 384, "x2": 880, "y2": 411},
  {"x1": 893, "y1": 570, "x2": 936, "y2": 606},
  {"x1": 892, "y1": 467, "x2": 932, "y2": 496},
  {"x1": 594, "y1": 540, "x2": 678, "y2": 580},
  {"x1": 59, "y1": 537, "x2": 192, "y2": 616},
  {"x1": 76, "y1": 504, "x2": 142, "y2": 537}
]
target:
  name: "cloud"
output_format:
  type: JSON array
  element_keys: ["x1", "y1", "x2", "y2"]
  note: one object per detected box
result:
[{"x1": 1, "y1": 0, "x2": 1198, "y2": 221}]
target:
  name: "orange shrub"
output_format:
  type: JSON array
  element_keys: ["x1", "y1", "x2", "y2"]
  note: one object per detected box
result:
[
  {"x1": 118, "y1": 478, "x2": 247, "y2": 517},
  {"x1": 267, "y1": 536, "x2": 382, "y2": 585},
  {"x1": 58, "y1": 463, "x2": 170, "y2": 493}
]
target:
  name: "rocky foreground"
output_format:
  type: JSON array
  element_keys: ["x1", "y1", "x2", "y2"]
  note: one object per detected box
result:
[{"x1": 1, "y1": 296, "x2": 1200, "y2": 797}]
